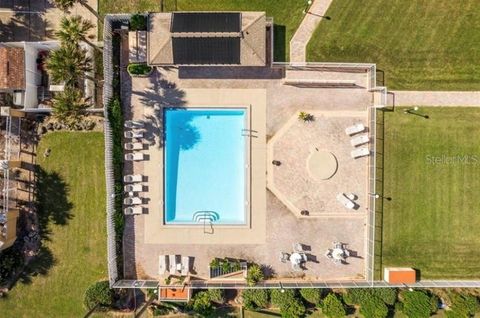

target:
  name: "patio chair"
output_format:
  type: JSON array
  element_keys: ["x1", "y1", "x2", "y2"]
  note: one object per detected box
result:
[
  {"x1": 344, "y1": 249, "x2": 351, "y2": 257},
  {"x1": 124, "y1": 130, "x2": 144, "y2": 139},
  {"x1": 350, "y1": 134, "x2": 369, "y2": 147},
  {"x1": 124, "y1": 184, "x2": 143, "y2": 192},
  {"x1": 124, "y1": 142, "x2": 144, "y2": 151},
  {"x1": 345, "y1": 123, "x2": 366, "y2": 136},
  {"x1": 336, "y1": 193, "x2": 356, "y2": 209},
  {"x1": 124, "y1": 120, "x2": 145, "y2": 129},
  {"x1": 125, "y1": 152, "x2": 145, "y2": 161},
  {"x1": 292, "y1": 263, "x2": 302, "y2": 272},
  {"x1": 181, "y1": 256, "x2": 190, "y2": 276},
  {"x1": 124, "y1": 206, "x2": 143, "y2": 215},
  {"x1": 123, "y1": 197, "x2": 142, "y2": 205},
  {"x1": 293, "y1": 243, "x2": 304, "y2": 253},
  {"x1": 351, "y1": 147, "x2": 370, "y2": 159},
  {"x1": 334, "y1": 241, "x2": 343, "y2": 249},
  {"x1": 169, "y1": 255, "x2": 177, "y2": 275},
  {"x1": 279, "y1": 252, "x2": 290, "y2": 263},
  {"x1": 325, "y1": 249, "x2": 333, "y2": 259},
  {"x1": 123, "y1": 174, "x2": 143, "y2": 183},
  {"x1": 159, "y1": 255, "x2": 168, "y2": 275}
]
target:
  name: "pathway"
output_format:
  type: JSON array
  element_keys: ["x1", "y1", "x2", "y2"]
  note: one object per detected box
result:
[
  {"x1": 390, "y1": 91, "x2": 480, "y2": 107},
  {"x1": 290, "y1": 0, "x2": 333, "y2": 63}
]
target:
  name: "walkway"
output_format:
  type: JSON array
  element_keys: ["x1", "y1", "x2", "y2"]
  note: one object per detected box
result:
[
  {"x1": 290, "y1": 0, "x2": 333, "y2": 63},
  {"x1": 390, "y1": 91, "x2": 480, "y2": 107}
]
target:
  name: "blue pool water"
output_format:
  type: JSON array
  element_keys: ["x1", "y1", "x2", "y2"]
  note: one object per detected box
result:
[{"x1": 164, "y1": 108, "x2": 247, "y2": 224}]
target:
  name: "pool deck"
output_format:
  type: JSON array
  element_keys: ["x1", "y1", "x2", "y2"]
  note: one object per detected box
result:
[{"x1": 121, "y1": 65, "x2": 372, "y2": 281}]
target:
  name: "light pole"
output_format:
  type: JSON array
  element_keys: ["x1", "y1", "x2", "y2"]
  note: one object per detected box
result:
[
  {"x1": 303, "y1": 0, "x2": 312, "y2": 14},
  {"x1": 369, "y1": 192, "x2": 392, "y2": 201},
  {"x1": 404, "y1": 106, "x2": 429, "y2": 119}
]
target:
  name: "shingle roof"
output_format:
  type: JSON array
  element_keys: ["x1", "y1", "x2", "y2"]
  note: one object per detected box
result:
[
  {"x1": 0, "y1": 47, "x2": 25, "y2": 90},
  {"x1": 148, "y1": 12, "x2": 266, "y2": 66}
]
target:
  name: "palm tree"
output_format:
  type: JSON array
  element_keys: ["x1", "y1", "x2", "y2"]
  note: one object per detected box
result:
[
  {"x1": 46, "y1": 45, "x2": 92, "y2": 87},
  {"x1": 52, "y1": 87, "x2": 89, "y2": 123},
  {"x1": 50, "y1": 0, "x2": 101, "y2": 21},
  {"x1": 55, "y1": 16, "x2": 100, "y2": 52}
]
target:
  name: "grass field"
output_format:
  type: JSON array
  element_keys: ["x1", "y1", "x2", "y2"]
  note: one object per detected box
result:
[
  {"x1": 380, "y1": 107, "x2": 480, "y2": 279},
  {"x1": 0, "y1": 132, "x2": 107, "y2": 317},
  {"x1": 307, "y1": 0, "x2": 480, "y2": 90},
  {"x1": 98, "y1": 0, "x2": 305, "y2": 61}
]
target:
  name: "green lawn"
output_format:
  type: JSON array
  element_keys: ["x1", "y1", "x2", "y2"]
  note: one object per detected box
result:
[
  {"x1": 380, "y1": 108, "x2": 480, "y2": 279},
  {"x1": 98, "y1": 0, "x2": 306, "y2": 61},
  {"x1": 307, "y1": 0, "x2": 480, "y2": 90},
  {"x1": 0, "y1": 132, "x2": 107, "y2": 317}
]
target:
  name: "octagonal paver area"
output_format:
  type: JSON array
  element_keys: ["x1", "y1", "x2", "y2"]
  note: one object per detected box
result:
[{"x1": 267, "y1": 111, "x2": 370, "y2": 217}]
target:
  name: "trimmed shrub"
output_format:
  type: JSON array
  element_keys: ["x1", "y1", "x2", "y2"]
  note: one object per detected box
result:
[
  {"x1": 246, "y1": 264, "x2": 264, "y2": 286},
  {"x1": 191, "y1": 291, "x2": 214, "y2": 316},
  {"x1": 84, "y1": 281, "x2": 114, "y2": 310},
  {"x1": 271, "y1": 289, "x2": 296, "y2": 308},
  {"x1": 130, "y1": 14, "x2": 147, "y2": 31},
  {"x1": 401, "y1": 290, "x2": 437, "y2": 318},
  {"x1": 359, "y1": 296, "x2": 389, "y2": 318},
  {"x1": 300, "y1": 288, "x2": 322, "y2": 305},
  {"x1": 447, "y1": 293, "x2": 480, "y2": 317},
  {"x1": 127, "y1": 63, "x2": 152, "y2": 76},
  {"x1": 372, "y1": 288, "x2": 398, "y2": 305},
  {"x1": 207, "y1": 289, "x2": 225, "y2": 303},
  {"x1": 321, "y1": 293, "x2": 346, "y2": 318},
  {"x1": 280, "y1": 297, "x2": 306, "y2": 318},
  {"x1": 242, "y1": 289, "x2": 269, "y2": 310}
]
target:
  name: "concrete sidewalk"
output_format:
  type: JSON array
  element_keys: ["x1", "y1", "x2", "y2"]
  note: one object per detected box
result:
[
  {"x1": 390, "y1": 91, "x2": 480, "y2": 107},
  {"x1": 290, "y1": 0, "x2": 333, "y2": 62}
]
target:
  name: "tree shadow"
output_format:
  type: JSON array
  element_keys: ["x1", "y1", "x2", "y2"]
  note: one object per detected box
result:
[
  {"x1": 0, "y1": 11, "x2": 54, "y2": 42},
  {"x1": 36, "y1": 167, "x2": 74, "y2": 240}
]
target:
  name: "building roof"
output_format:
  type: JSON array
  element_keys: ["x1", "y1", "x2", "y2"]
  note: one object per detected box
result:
[
  {"x1": 384, "y1": 267, "x2": 417, "y2": 284},
  {"x1": 0, "y1": 46, "x2": 25, "y2": 90},
  {"x1": 148, "y1": 12, "x2": 266, "y2": 66}
]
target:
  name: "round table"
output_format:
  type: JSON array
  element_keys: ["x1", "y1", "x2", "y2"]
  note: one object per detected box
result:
[
  {"x1": 332, "y1": 248, "x2": 345, "y2": 260},
  {"x1": 290, "y1": 252, "x2": 303, "y2": 265},
  {"x1": 307, "y1": 150, "x2": 338, "y2": 180}
]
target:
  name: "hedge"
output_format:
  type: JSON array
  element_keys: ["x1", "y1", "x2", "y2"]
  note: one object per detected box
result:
[
  {"x1": 84, "y1": 281, "x2": 114, "y2": 310},
  {"x1": 321, "y1": 293, "x2": 346, "y2": 318},
  {"x1": 242, "y1": 289, "x2": 269, "y2": 310}
]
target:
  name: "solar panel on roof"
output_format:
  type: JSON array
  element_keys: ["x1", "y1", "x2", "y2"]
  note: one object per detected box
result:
[
  {"x1": 172, "y1": 12, "x2": 241, "y2": 33},
  {"x1": 172, "y1": 37, "x2": 240, "y2": 65}
]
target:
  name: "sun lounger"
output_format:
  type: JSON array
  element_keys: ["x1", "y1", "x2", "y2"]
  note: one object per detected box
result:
[
  {"x1": 181, "y1": 256, "x2": 190, "y2": 276},
  {"x1": 124, "y1": 130, "x2": 144, "y2": 139},
  {"x1": 345, "y1": 123, "x2": 366, "y2": 136},
  {"x1": 350, "y1": 134, "x2": 369, "y2": 147},
  {"x1": 124, "y1": 206, "x2": 143, "y2": 215},
  {"x1": 351, "y1": 147, "x2": 370, "y2": 159},
  {"x1": 124, "y1": 184, "x2": 143, "y2": 192},
  {"x1": 125, "y1": 152, "x2": 145, "y2": 161},
  {"x1": 336, "y1": 193, "x2": 355, "y2": 209},
  {"x1": 123, "y1": 197, "x2": 142, "y2": 205},
  {"x1": 124, "y1": 142, "x2": 144, "y2": 150},
  {"x1": 169, "y1": 255, "x2": 177, "y2": 275},
  {"x1": 124, "y1": 120, "x2": 144, "y2": 129},
  {"x1": 123, "y1": 174, "x2": 143, "y2": 183},
  {"x1": 159, "y1": 255, "x2": 168, "y2": 275}
]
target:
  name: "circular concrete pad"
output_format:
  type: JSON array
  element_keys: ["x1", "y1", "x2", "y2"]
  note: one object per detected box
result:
[{"x1": 307, "y1": 150, "x2": 338, "y2": 180}]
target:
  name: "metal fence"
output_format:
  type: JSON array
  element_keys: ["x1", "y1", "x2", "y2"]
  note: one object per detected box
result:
[{"x1": 103, "y1": 14, "x2": 132, "y2": 288}]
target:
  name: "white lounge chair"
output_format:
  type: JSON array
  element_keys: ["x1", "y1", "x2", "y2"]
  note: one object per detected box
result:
[
  {"x1": 351, "y1": 147, "x2": 370, "y2": 159},
  {"x1": 124, "y1": 120, "x2": 144, "y2": 129},
  {"x1": 159, "y1": 255, "x2": 168, "y2": 275},
  {"x1": 336, "y1": 193, "x2": 356, "y2": 209},
  {"x1": 124, "y1": 142, "x2": 144, "y2": 150},
  {"x1": 181, "y1": 256, "x2": 190, "y2": 276},
  {"x1": 125, "y1": 153, "x2": 145, "y2": 161},
  {"x1": 124, "y1": 184, "x2": 143, "y2": 192},
  {"x1": 345, "y1": 123, "x2": 366, "y2": 136},
  {"x1": 123, "y1": 174, "x2": 143, "y2": 183},
  {"x1": 124, "y1": 206, "x2": 143, "y2": 215},
  {"x1": 124, "y1": 130, "x2": 144, "y2": 139},
  {"x1": 350, "y1": 134, "x2": 369, "y2": 147},
  {"x1": 169, "y1": 255, "x2": 177, "y2": 275},
  {"x1": 123, "y1": 197, "x2": 142, "y2": 205}
]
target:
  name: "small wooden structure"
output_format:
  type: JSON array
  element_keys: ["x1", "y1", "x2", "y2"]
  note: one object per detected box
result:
[
  {"x1": 159, "y1": 287, "x2": 191, "y2": 302},
  {"x1": 384, "y1": 267, "x2": 416, "y2": 284}
]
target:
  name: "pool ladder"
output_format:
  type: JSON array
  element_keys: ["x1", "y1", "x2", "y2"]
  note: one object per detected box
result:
[{"x1": 192, "y1": 211, "x2": 220, "y2": 234}]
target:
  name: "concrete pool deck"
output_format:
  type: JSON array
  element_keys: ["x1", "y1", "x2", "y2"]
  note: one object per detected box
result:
[{"x1": 121, "y1": 65, "x2": 372, "y2": 281}]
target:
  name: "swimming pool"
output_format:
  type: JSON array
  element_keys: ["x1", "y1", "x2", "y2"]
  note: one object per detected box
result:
[{"x1": 164, "y1": 108, "x2": 248, "y2": 225}]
